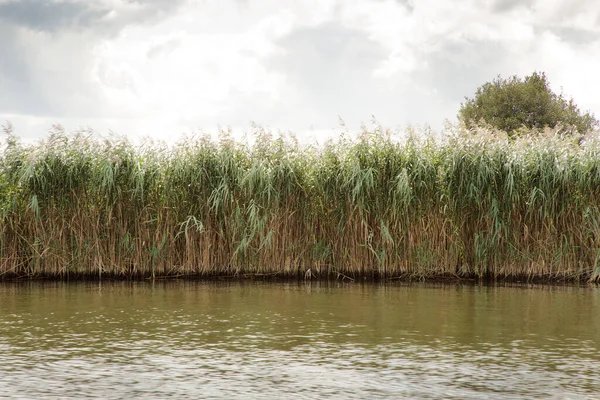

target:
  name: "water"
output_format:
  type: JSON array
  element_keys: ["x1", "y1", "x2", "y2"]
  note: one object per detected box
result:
[{"x1": 0, "y1": 281, "x2": 599, "y2": 399}]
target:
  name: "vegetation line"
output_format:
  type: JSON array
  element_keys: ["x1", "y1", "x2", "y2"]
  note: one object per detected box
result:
[{"x1": 1, "y1": 123, "x2": 600, "y2": 282}]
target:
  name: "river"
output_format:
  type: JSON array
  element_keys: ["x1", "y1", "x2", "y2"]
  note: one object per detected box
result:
[{"x1": 0, "y1": 281, "x2": 599, "y2": 398}]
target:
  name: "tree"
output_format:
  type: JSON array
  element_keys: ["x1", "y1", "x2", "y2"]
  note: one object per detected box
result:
[{"x1": 459, "y1": 72, "x2": 598, "y2": 135}]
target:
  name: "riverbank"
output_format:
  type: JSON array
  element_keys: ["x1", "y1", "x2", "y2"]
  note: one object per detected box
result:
[
  {"x1": 0, "y1": 271, "x2": 593, "y2": 284},
  {"x1": 1, "y1": 125, "x2": 600, "y2": 282}
]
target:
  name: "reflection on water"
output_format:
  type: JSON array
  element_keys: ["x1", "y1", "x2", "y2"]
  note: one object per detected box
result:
[{"x1": 0, "y1": 281, "x2": 599, "y2": 398}]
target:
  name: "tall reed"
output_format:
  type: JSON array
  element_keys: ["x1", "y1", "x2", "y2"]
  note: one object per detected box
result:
[{"x1": 1, "y1": 123, "x2": 599, "y2": 281}]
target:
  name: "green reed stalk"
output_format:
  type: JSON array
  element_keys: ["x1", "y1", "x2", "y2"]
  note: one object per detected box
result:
[{"x1": 1, "y1": 123, "x2": 599, "y2": 281}]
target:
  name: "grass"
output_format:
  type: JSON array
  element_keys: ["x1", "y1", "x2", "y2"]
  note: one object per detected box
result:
[{"x1": 1, "y1": 123, "x2": 599, "y2": 281}]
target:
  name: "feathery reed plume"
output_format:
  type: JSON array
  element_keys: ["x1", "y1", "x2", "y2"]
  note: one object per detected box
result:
[{"x1": 1, "y1": 124, "x2": 599, "y2": 281}]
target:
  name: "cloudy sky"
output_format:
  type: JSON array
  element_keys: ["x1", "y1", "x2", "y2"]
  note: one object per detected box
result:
[{"x1": 1, "y1": 0, "x2": 599, "y2": 141}]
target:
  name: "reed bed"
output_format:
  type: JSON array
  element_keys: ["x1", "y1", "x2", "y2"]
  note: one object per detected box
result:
[{"x1": 1, "y1": 124, "x2": 599, "y2": 281}]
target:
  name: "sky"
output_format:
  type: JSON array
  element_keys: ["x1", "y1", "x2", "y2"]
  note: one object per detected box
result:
[{"x1": 1, "y1": 0, "x2": 599, "y2": 142}]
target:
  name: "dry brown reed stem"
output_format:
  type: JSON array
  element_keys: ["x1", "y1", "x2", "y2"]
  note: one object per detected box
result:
[{"x1": 1, "y1": 124, "x2": 599, "y2": 281}]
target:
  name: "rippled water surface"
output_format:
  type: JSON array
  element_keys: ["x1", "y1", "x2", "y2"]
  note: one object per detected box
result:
[{"x1": 0, "y1": 281, "x2": 599, "y2": 398}]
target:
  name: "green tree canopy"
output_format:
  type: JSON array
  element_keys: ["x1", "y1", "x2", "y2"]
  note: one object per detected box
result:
[{"x1": 459, "y1": 72, "x2": 598, "y2": 135}]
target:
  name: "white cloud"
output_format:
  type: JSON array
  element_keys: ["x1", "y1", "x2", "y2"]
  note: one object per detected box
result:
[{"x1": 0, "y1": 0, "x2": 599, "y2": 141}]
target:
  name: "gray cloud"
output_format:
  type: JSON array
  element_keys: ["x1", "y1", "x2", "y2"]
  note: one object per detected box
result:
[
  {"x1": 147, "y1": 36, "x2": 182, "y2": 59},
  {"x1": 0, "y1": 0, "x2": 186, "y2": 119},
  {"x1": 0, "y1": 0, "x2": 185, "y2": 34},
  {"x1": 415, "y1": 39, "x2": 513, "y2": 103},
  {"x1": 232, "y1": 21, "x2": 501, "y2": 130},
  {"x1": 260, "y1": 21, "x2": 511, "y2": 129},
  {"x1": 264, "y1": 22, "x2": 389, "y2": 126},
  {"x1": 401, "y1": 38, "x2": 521, "y2": 126},
  {"x1": 391, "y1": 0, "x2": 414, "y2": 13},
  {"x1": 491, "y1": 0, "x2": 534, "y2": 13},
  {"x1": 547, "y1": 27, "x2": 600, "y2": 45},
  {"x1": 0, "y1": 1, "x2": 108, "y2": 32},
  {"x1": 0, "y1": 25, "x2": 58, "y2": 115},
  {"x1": 118, "y1": 0, "x2": 187, "y2": 29}
]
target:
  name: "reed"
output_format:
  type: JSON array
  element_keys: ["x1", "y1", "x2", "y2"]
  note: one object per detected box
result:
[{"x1": 1, "y1": 123, "x2": 599, "y2": 281}]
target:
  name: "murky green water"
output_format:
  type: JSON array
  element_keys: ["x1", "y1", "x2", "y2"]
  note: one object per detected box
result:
[{"x1": 0, "y1": 281, "x2": 599, "y2": 399}]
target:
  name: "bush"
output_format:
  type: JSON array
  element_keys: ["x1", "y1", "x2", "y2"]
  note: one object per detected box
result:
[{"x1": 459, "y1": 71, "x2": 598, "y2": 135}]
